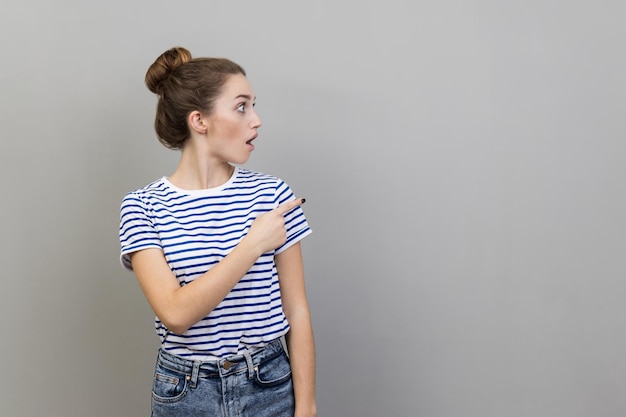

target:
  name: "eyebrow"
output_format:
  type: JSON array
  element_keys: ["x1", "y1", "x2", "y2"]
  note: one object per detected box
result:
[{"x1": 234, "y1": 94, "x2": 256, "y2": 101}]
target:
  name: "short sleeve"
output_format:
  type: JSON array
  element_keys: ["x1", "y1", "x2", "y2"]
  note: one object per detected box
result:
[
  {"x1": 119, "y1": 192, "x2": 163, "y2": 271},
  {"x1": 274, "y1": 179, "x2": 312, "y2": 255}
]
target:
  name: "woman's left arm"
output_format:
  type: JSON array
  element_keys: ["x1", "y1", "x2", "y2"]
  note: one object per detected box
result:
[{"x1": 275, "y1": 242, "x2": 317, "y2": 417}]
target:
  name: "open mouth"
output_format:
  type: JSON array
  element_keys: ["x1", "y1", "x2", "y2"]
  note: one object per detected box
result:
[{"x1": 246, "y1": 134, "x2": 257, "y2": 145}]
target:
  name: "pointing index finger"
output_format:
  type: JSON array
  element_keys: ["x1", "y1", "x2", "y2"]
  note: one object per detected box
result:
[{"x1": 275, "y1": 198, "x2": 306, "y2": 216}]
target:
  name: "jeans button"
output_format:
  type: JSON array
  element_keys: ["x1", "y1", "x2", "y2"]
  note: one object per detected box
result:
[{"x1": 222, "y1": 361, "x2": 232, "y2": 370}]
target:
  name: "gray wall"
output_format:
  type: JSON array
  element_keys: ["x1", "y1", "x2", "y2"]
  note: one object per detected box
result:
[{"x1": 2, "y1": 1, "x2": 625, "y2": 416}]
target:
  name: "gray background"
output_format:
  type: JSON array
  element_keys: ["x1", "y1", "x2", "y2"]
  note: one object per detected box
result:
[{"x1": 1, "y1": 1, "x2": 624, "y2": 416}]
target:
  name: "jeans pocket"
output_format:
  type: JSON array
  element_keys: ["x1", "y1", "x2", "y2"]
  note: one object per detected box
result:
[
  {"x1": 254, "y1": 352, "x2": 292, "y2": 387},
  {"x1": 152, "y1": 364, "x2": 189, "y2": 403}
]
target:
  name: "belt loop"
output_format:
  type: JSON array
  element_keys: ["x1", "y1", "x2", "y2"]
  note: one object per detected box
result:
[
  {"x1": 189, "y1": 361, "x2": 201, "y2": 388},
  {"x1": 243, "y1": 351, "x2": 255, "y2": 379}
]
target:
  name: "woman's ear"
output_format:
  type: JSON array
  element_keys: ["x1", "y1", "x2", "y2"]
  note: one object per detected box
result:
[{"x1": 188, "y1": 110, "x2": 208, "y2": 134}]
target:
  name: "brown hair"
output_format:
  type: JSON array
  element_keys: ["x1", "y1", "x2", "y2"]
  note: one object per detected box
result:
[{"x1": 145, "y1": 47, "x2": 246, "y2": 149}]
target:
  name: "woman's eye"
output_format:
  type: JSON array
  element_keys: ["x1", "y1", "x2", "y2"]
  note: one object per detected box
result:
[{"x1": 237, "y1": 103, "x2": 245, "y2": 113}]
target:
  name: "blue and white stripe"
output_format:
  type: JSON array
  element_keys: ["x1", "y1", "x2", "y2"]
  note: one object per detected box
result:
[{"x1": 119, "y1": 167, "x2": 311, "y2": 360}]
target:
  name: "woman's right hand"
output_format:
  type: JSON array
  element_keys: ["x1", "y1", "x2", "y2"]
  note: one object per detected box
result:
[{"x1": 244, "y1": 198, "x2": 305, "y2": 255}]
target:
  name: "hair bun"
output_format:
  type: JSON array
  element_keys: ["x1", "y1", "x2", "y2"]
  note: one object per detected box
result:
[{"x1": 145, "y1": 47, "x2": 192, "y2": 95}]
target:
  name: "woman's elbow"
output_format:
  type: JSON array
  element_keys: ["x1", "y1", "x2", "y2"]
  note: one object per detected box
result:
[{"x1": 156, "y1": 312, "x2": 192, "y2": 335}]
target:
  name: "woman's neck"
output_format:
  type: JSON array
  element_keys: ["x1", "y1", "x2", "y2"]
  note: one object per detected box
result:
[{"x1": 168, "y1": 145, "x2": 235, "y2": 190}]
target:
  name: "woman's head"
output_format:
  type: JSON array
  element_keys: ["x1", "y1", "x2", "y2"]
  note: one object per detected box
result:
[{"x1": 145, "y1": 47, "x2": 246, "y2": 149}]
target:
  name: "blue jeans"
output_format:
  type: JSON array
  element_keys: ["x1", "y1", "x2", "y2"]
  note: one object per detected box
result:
[{"x1": 150, "y1": 338, "x2": 295, "y2": 417}]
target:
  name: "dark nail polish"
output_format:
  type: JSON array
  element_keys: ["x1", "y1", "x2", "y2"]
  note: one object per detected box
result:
[{"x1": 301, "y1": 198, "x2": 306, "y2": 204}]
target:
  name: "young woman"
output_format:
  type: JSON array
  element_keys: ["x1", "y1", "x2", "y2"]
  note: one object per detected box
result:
[{"x1": 119, "y1": 47, "x2": 316, "y2": 417}]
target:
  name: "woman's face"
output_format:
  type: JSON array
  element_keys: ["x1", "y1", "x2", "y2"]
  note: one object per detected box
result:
[{"x1": 205, "y1": 73, "x2": 262, "y2": 165}]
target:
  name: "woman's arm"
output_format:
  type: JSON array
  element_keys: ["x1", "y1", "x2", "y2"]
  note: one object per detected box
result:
[
  {"x1": 130, "y1": 199, "x2": 304, "y2": 335},
  {"x1": 276, "y1": 242, "x2": 317, "y2": 417}
]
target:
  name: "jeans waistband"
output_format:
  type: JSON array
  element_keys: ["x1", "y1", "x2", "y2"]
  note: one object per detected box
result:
[{"x1": 156, "y1": 339, "x2": 285, "y2": 388}]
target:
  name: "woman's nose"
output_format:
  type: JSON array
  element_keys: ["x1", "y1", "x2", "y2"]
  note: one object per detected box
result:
[{"x1": 251, "y1": 110, "x2": 262, "y2": 129}]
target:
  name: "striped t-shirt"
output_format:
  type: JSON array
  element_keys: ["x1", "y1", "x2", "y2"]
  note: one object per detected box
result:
[{"x1": 119, "y1": 167, "x2": 311, "y2": 360}]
